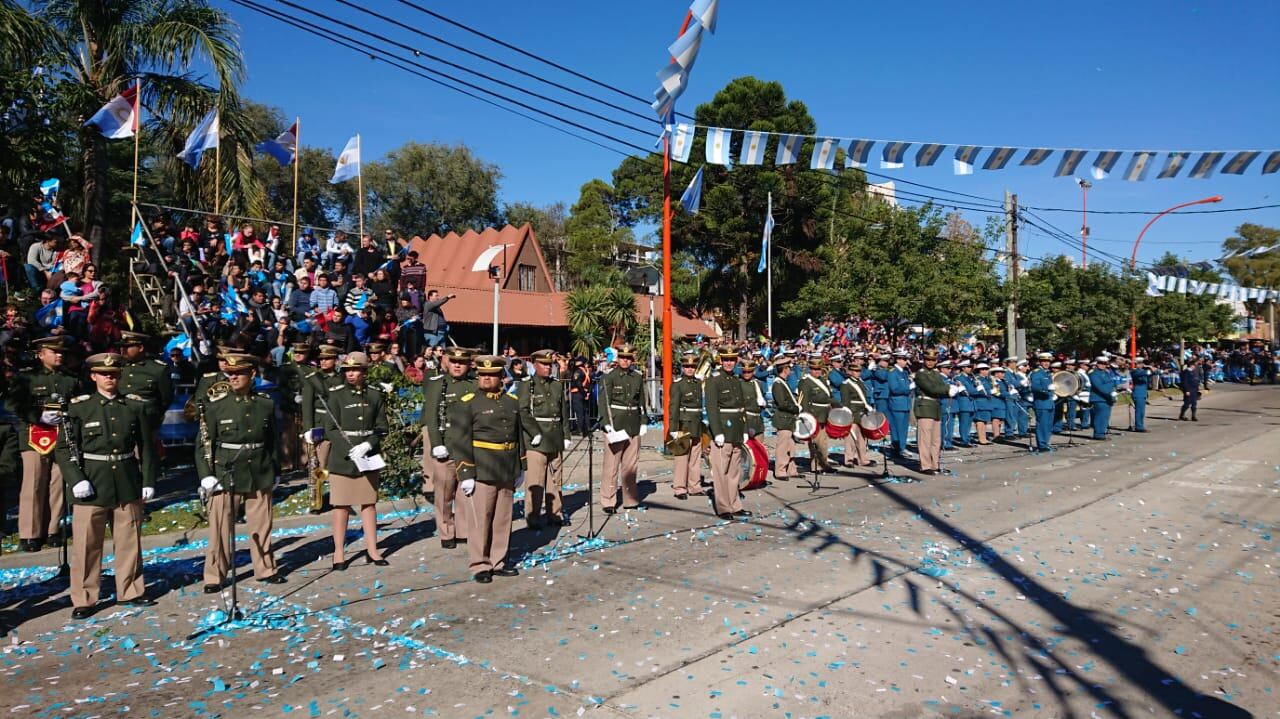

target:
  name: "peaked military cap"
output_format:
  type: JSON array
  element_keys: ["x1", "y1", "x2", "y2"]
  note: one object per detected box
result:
[
  {"x1": 33, "y1": 336, "x2": 71, "y2": 351},
  {"x1": 444, "y1": 347, "x2": 474, "y2": 362},
  {"x1": 717, "y1": 346, "x2": 739, "y2": 361},
  {"x1": 341, "y1": 351, "x2": 370, "y2": 369},
  {"x1": 318, "y1": 345, "x2": 340, "y2": 359},
  {"x1": 86, "y1": 353, "x2": 124, "y2": 374},
  {"x1": 615, "y1": 343, "x2": 637, "y2": 359},
  {"x1": 223, "y1": 353, "x2": 258, "y2": 372},
  {"x1": 680, "y1": 354, "x2": 699, "y2": 367},
  {"x1": 474, "y1": 355, "x2": 507, "y2": 375},
  {"x1": 531, "y1": 349, "x2": 556, "y2": 365},
  {"x1": 119, "y1": 331, "x2": 149, "y2": 346}
]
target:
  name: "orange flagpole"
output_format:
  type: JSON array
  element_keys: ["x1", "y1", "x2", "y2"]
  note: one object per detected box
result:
[{"x1": 661, "y1": 11, "x2": 694, "y2": 441}]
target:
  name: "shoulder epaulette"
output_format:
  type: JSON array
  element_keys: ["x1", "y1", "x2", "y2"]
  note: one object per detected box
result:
[
  {"x1": 202, "y1": 371, "x2": 218, "y2": 378},
  {"x1": 71, "y1": 394, "x2": 90, "y2": 404},
  {"x1": 460, "y1": 392, "x2": 475, "y2": 402},
  {"x1": 125, "y1": 394, "x2": 144, "y2": 402},
  {"x1": 505, "y1": 391, "x2": 518, "y2": 400}
]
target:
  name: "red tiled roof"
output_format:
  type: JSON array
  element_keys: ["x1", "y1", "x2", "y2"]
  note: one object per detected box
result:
[
  {"x1": 635, "y1": 295, "x2": 722, "y2": 339},
  {"x1": 405, "y1": 224, "x2": 552, "y2": 292},
  {"x1": 430, "y1": 285, "x2": 568, "y2": 327}
]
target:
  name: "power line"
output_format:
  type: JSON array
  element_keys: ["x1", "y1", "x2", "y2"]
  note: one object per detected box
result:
[{"x1": 1019, "y1": 202, "x2": 1280, "y2": 216}]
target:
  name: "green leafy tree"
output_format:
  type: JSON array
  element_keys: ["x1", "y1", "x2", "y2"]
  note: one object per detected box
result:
[
  {"x1": 1015, "y1": 256, "x2": 1139, "y2": 354},
  {"x1": 564, "y1": 285, "x2": 638, "y2": 357},
  {"x1": 364, "y1": 141, "x2": 501, "y2": 237},
  {"x1": 504, "y1": 200, "x2": 568, "y2": 288},
  {"x1": 563, "y1": 179, "x2": 631, "y2": 287},
  {"x1": 1137, "y1": 252, "x2": 1237, "y2": 347},
  {"x1": 1220, "y1": 223, "x2": 1280, "y2": 326}
]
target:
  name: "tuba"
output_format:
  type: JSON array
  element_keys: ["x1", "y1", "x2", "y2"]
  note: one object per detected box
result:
[{"x1": 693, "y1": 349, "x2": 716, "y2": 381}]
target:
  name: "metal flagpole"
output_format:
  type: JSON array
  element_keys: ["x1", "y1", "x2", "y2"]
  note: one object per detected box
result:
[
  {"x1": 356, "y1": 134, "x2": 364, "y2": 243},
  {"x1": 767, "y1": 191, "x2": 773, "y2": 339},
  {"x1": 291, "y1": 116, "x2": 300, "y2": 258},
  {"x1": 213, "y1": 110, "x2": 221, "y2": 215}
]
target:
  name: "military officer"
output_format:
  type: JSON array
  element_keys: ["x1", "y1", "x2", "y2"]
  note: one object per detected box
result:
[
  {"x1": 798, "y1": 358, "x2": 836, "y2": 473},
  {"x1": 518, "y1": 349, "x2": 570, "y2": 529},
  {"x1": 196, "y1": 353, "x2": 285, "y2": 592},
  {"x1": 740, "y1": 360, "x2": 767, "y2": 439},
  {"x1": 1087, "y1": 356, "x2": 1117, "y2": 440},
  {"x1": 56, "y1": 353, "x2": 158, "y2": 619},
  {"x1": 886, "y1": 351, "x2": 913, "y2": 458},
  {"x1": 769, "y1": 357, "x2": 800, "y2": 481},
  {"x1": 840, "y1": 354, "x2": 876, "y2": 467},
  {"x1": 1029, "y1": 352, "x2": 1056, "y2": 452},
  {"x1": 276, "y1": 341, "x2": 313, "y2": 472},
  {"x1": 599, "y1": 344, "x2": 646, "y2": 513},
  {"x1": 118, "y1": 331, "x2": 174, "y2": 429},
  {"x1": 322, "y1": 352, "x2": 389, "y2": 569},
  {"x1": 1130, "y1": 356, "x2": 1150, "y2": 432},
  {"x1": 420, "y1": 347, "x2": 476, "y2": 547},
  {"x1": 704, "y1": 348, "x2": 749, "y2": 520},
  {"x1": 7, "y1": 336, "x2": 80, "y2": 552},
  {"x1": 367, "y1": 342, "x2": 398, "y2": 373},
  {"x1": 989, "y1": 365, "x2": 1011, "y2": 440},
  {"x1": 301, "y1": 345, "x2": 340, "y2": 512},
  {"x1": 913, "y1": 350, "x2": 952, "y2": 475},
  {"x1": 194, "y1": 350, "x2": 235, "y2": 399},
  {"x1": 667, "y1": 354, "x2": 706, "y2": 498},
  {"x1": 451, "y1": 356, "x2": 522, "y2": 583}
]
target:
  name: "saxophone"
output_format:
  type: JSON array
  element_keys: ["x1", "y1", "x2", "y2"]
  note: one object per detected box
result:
[
  {"x1": 306, "y1": 378, "x2": 328, "y2": 513},
  {"x1": 196, "y1": 381, "x2": 229, "y2": 504}
]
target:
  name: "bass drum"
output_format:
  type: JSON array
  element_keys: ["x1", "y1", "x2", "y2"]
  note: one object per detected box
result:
[
  {"x1": 826, "y1": 406, "x2": 854, "y2": 439},
  {"x1": 859, "y1": 410, "x2": 890, "y2": 441},
  {"x1": 794, "y1": 412, "x2": 818, "y2": 441},
  {"x1": 740, "y1": 437, "x2": 769, "y2": 491}
]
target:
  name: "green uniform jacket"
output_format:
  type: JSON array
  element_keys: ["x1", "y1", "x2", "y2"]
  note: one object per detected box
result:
[
  {"x1": 6, "y1": 367, "x2": 81, "y2": 437},
  {"x1": 301, "y1": 368, "x2": 338, "y2": 428},
  {"x1": 56, "y1": 393, "x2": 157, "y2": 507},
  {"x1": 196, "y1": 390, "x2": 279, "y2": 493},
  {"x1": 321, "y1": 382, "x2": 388, "y2": 476},
  {"x1": 741, "y1": 378, "x2": 766, "y2": 437},
  {"x1": 666, "y1": 375, "x2": 705, "y2": 435},
  {"x1": 798, "y1": 375, "x2": 834, "y2": 423},
  {"x1": 194, "y1": 370, "x2": 229, "y2": 400},
  {"x1": 704, "y1": 371, "x2": 746, "y2": 445},
  {"x1": 839, "y1": 375, "x2": 872, "y2": 422},
  {"x1": 912, "y1": 369, "x2": 949, "y2": 421},
  {"x1": 450, "y1": 389, "x2": 521, "y2": 487},
  {"x1": 518, "y1": 375, "x2": 568, "y2": 455},
  {"x1": 277, "y1": 359, "x2": 306, "y2": 412},
  {"x1": 600, "y1": 367, "x2": 645, "y2": 436},
  {"x1": 119, "y1": 357, "x2": 174, "y2": 419},
  {"x1": 421, "y1": 374, "x2": 478, "y2": 455},
  {"x1": 770, "y1": 376, "x2": 799, "y2": 432}
]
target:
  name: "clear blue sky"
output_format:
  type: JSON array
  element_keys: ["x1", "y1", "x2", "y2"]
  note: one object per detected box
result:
[{"x1": 219, "y1": 0, "x2": 1280, "y2": 271}]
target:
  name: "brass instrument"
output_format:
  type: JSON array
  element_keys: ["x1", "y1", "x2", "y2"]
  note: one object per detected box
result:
[
  {"x1": 992, "y1": 380, "x2": 1002, "y2": 397},
  {"x1": 693, "y1": 349, "x2": 715, "y2": 382},
  {"x1": 308, "y1": 441, "x2": 327, "y2": 512},
  {"x1": 53, "y1": 395, "x2": 81, "y2": 471},
  {"x1": 1051, "y1": 371, "x2": 1080, "y2": 398}
]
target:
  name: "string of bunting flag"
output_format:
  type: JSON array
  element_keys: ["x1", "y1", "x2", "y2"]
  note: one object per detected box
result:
[
  {"x1": 663, "y1": 124, "x2": 1280, "y2": 180},
  {"x1": 1146, "y1": 272, "x2": 1278, "y2": 302}
]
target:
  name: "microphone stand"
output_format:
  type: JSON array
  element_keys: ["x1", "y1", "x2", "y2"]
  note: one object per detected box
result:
[
  {"x1": 221, "y1": 455, "x2": 243, "y2": 622},
  {"x1": 578, "y1": 419, "x2": 600, "y2": 540}
]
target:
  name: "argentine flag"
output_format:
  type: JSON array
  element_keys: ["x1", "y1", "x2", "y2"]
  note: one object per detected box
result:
[
  {"x1": 680, "y1": 167, "x2": 704, "y2": 215},
  {"x1": 758, "y1": 193, "x2": 774, "y2": 274},
  {"x1": 706, "y1": 128, "x2": 732, "y2": 165},
  {"x1": 670, "y1": 124, "x2": 694, "y2": 163},
  {"x1": 740, "y1": 131, "x2": 766, "y2": 165},
  {"x1": 177, "y1": 109, "x2": 219, "y2": 168},
  {"x1": 775, "y1": 134, "x2": 803, "y2": 166},
  {"x1": 330, "y1": 134, "x2": 361, "y2": 184},
  {"x1": 130, "y1": 219, "x2": 146, "y2": 247}
]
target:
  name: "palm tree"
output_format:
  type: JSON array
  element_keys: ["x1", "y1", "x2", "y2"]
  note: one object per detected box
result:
[{"x1": 6, "y1": 0, "x2": 247, "y2": 254}]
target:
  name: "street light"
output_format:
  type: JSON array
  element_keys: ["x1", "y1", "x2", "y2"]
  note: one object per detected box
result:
[
  {"x1": 1075, "y1": 178, "x2": 1092, "y2": 269},
  {"x1": 1128, "y1": 195, "x2": 1224, "y2": 360}
]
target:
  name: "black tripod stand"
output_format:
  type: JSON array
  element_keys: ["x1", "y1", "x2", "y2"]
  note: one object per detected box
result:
[{"x1": 577, "y1": 420, "x2": 602, "y2": 540}]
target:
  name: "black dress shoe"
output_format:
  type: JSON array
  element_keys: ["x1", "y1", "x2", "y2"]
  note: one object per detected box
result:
[
  {"x1": 425, "y1": 492, "x2": 435, "y2": 504},
  {"x1": 21, "y1": 539, "x2": 42, "y2": 553},
  {"x1": 492, "y1": 567, "x2": 518, "y2": 577},
  {"x1": 527, "y1": 519, "x2": 545, "y2": 530},
  {"x1": 367, "y1": 556, "x2": 389, "y2": 567},
  {"x1": 733, "y1": 509, "x2": 754, "y2": 518},
  {"x1": 203, "y1": 583, "x2": 223, "y2": 594},
  {"x1": 717, "y1": 513, "x2": 734, "y2": 520},
  {"x1": 622, "y1": 504, "x2": 642, "y2": 511},
  {"x1": 331, "y1": 559, "x2": 350, "y2": 571},
  {"x1": 71, "y1": 606, "x2": 96, "y2": 620},
  {"x1": 45, "y1": 535, "x2": 63, "y2": 548},
  {"x1": 120, "y1": 596, "x2": 157, "y2": 607},
  {"x1": 473, "y1": 570, "x2": 492, "y2": 583},
  {"x1": 674, "y1": 493, "x2": 688, "y2": 500},
  {"x1": 602, "y1": 506, "x2": 616, "y2": 515},
  {"x1": 441, "y1": 539, "x2": 457, "y2": 549},
  {"x1": 258, "y1": 575, "x2": 287, "y2": 584}
]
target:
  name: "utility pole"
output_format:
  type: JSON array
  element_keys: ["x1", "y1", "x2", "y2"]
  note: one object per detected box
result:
[{"x1": 1005, "y1": 191, "x2": 1019, "y2": 356}]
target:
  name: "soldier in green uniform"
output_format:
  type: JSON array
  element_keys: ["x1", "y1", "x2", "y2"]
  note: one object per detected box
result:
[
  {"x1": 798, "y1": 358, "x2": 835, "y2": 473},
  {"x1": 301, "y1": 345, "x2": 340, "y2": 512},
  {"x1": 518, "y1": 349, "x2": 570, "y2": 529},
  {"x1": 740, "y1": 360, "x2": 767, "y2": 439},
  {"x1": 196, "y1": 353, "x2": 286, "y2": 592},
  {"x1": 599, "y1": 344, "x2": 647, "y2": 513},
  {"x1": 667, "y1": 354, "x2": 705, "y2": 499},
  {"x1": 7, "y1": 336, "x2": 80, "y2": 552},
  {"x1": 451, "y1": 356, "x2": 522, "y2": 583},
  {"x1": 420, "y1": 347, "x2": 477, "y2": 547},
  {"x1": 194, "y1": 350, "x2": 235, "y2": 399},
  {"x1": 118, "y1": 331, "x2": 174, "y2": 431},
  {"x1": 56, "y1": 353, "x2": 158, "y2": 619},
  {"x1": 275, "y1": 341, "x2": 312, "y2": 473},
  {"x1": 322, "y1": 352, "x2": 389, "y2": 569},
  {"x1": 769, "y1": 356, "x2": 800, "y2": 481},
  {"x1": 912, "y1": 350, "x2": 952, "y2": 475},
  {"x1": 841, "y1": 354, "x2": 876, "y2": 467},
  {"x1": 704, "y1": 348, "x2": 748, "y2": 519}
]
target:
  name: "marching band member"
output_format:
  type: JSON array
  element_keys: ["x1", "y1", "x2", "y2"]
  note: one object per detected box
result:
[
  {"x1": 912, "y1": 350, "x2": 951, "y2": 475},
  {"x1": 769, "y1": 357, "x2": 801, "y2": 481},
  {"x1": 518, "y1": 350, "x2": 570, "y2": 529},
  {"x1": 886, "y1": 351, "x2": 913, "y2": 459},
  {"x1": 989, "y1": 365, "x2": 1009, "y2": 441},
  {"x1": 953, "y1": 360, "x2": 977, "y2": 447},
  {"x1": 865, "y1": 353, "x2": 890, "y2": 416},
  {"x1": 599, "y1": 344, "x2": 646, "y2": 513},
  {"x1": 798, "y1": 357, "x2": 836, "y2": 473},
  {"x1": 704, "y1": 348, "x2": 749, "y2": 520},
  {"x1": 1029, "y1": 353, "x2": 1056, "y2": 452},
  {"x1": 323, "y1": 352, "x2": 389, "y2": 569},
  {"x1": 938, "y1": 360, "x2": 957, "y2": 450},
  {"x1": 740, "y1": 360, "x2": 766, "y2": 439},
  {"x1": 302, "y1": 345, "x2": 340, "y2": 512},
  {"x1": 973, "y1": 363, "x2": 993, "y2": 445},
  {"x1": 1074, "y1": 359, "x2": 1093, "y2": 432},
  {"x1": 1088, "y1": 356, "x2": 1117, "y2": 440},
  {"x1": 420, "y1": 347, "x2": 476, "y2": 548},
  {"x1": 667, "y1": 354, "x2": 706, "y2": 499},
  {"x1": 842, "y1": 353, "x2": 875, "y2": 467},
  {"x1": 1007, "y1": 358, "x2": 1031, "y2": 438},
  {"x1": 1130, "y1": 357, "x2": 1150, "y2": 432}
]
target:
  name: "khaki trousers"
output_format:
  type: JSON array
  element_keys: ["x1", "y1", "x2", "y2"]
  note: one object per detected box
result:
[
  {"x1": 204, "y1": 489, "x2": 277, "y2": 584},
  {"x1": 673, "y1": 439, "x2": 704, "y2": 494},
  {"x1": 844, "y1": 428, "x2": 870, "y2": 465},
  {"x1": 465, "y1": 482, "x2": 513, "y2": 573},
  {"x1": 428, "y1": 455, "x2": 469, "y2": 541},
  {"x1": 20, "y1": 450, "x2": 64, "y2": 539},
  {"x1": 774, "y1": 430, "x2": 796, "y2": 478},
  {"x1": 916, "y1": 418, "x2": 941, "y2": 471},
  {"x1": 709, "y1": 442, "x2": 744, "y2": 515},
  {"x1": 525, "y1": 450, "x2": 564, "y2": 521},
  {"x1": 71, "y1": 501, "x2": 144, "y2": 608},
  {"x1": 602, "y1": 435, "x2": 640, "y2": 509},
  {"x1": 808, "y1": 428, "x2": 833, "y2": 471}
]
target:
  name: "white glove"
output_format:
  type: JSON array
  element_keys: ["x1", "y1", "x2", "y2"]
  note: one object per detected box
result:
[
  {"x1": 40, "y1": 410, "x2": 61, "y2": 425},
  {"x1": 379, "y1": 382, "x2": 394, "y2": 393},
  {"x1": 72, "y1": 480, "x2": 94, "y2": 499},
  {"x1": 1111, "y1": 391, "x2": 1118, "y2": 400},
  {"x1": 348, "y1": 441, "x2": 372, "y2": 460},
  {"x1": 714, "y1": 434, "x2": 725, "y2": 447},
  {"x1": 669, "y1": 431, "x2": 679, "y2": 440},
  {"x1": 1021, "y1": 379, "x2": 1030, "y2": 387},
  {"x1": 303, "y1": 428, "x2": 324, "y2": 444},
  {"x1": 514, "y1": 472, "x2": 524, "y2": 489},
  {"x1": 460, "y1": 478, "x2": 476, "y2": 496},
  {"x1": 200, "y1": 476, "x2": 223, "y2": 492},
  {"x1": 563, "y1": 439, "x2": 572, "y2": 451},
  {"x1": 604, "y1": 424, "x2": 614, "y2": 434},
  {"x1": 948, "y1": 385, "x2": 961, "y2": 397},
  {"x1": 531, "y1": 434, "x2": 542, "y2": 446},
  {"x1": 639, "y1": 424, "x2": 648, "y2": 437},
  {"x1": 1048, "y1": 383, "x2": 1058, "y2": 393},
  {"x1": 431, "y1": 445, "x2": 448, "y2": 460},
  {"x1": 909, "y1": 381, "x2": 916, "y2": 390},
  {"x1": 293, "y1": 393, "x2": 303, "y2": 404},
  {"x1": 141, "y1": 487, "x2": 155, "y2": 501}
]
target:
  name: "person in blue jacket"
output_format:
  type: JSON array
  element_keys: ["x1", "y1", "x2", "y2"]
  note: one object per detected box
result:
[
  {"x1": 990, "y1": 365, "x2": 1011, "y2": 440},
  {"x1": 953, "y1": 360, "x2": 977, "y2": 447},
  {"x1": 1130, "y1": 356, "x2": 1150, "y2": 432},
  {"x1": 1087, "y1": 356, "x2": 1117, "y2": 440},
  {"x1": 973, "y1": 363, "x2": 994, "y2": 445},
  {"x1": 1028, "y1": 352, "x2": 1057, "y2": 451},
  {"x1": 1002, "y1": 358, "x2": 1024, "y2": 438},
  {"x1": 886, "y1": 351, "x2": 913, "y2": 458},
  {"x1": 939, "y1": 359, "x2": 957, "y2": 450},
  {"x1": 827, "y1": 355, "x2": 847, "y2": 408},
  {"x1": 864, "y1": 353, "x2": 890, "y2": 416}
]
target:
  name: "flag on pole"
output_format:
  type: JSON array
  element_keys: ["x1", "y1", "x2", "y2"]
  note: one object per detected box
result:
[
  {"x1": 740, "y1": 130, "x2": 766, "y2": 165},
  {"x1": 177, "y1": 108, "x2": 220, "y2": 168},
  {"x1": 1122, "y1": 151, "x2": 1156, "y2": 181},
  {"x1": 220, "y1": 285, "x2": 248, "y2": 322},
  {"x1": 130, "y1": 219, "x2": 145, "y2": 247},
  {"x1": 164, "y1": 332, "x2": 193, "y2": 359},
  {"x1": 39, "y1": 178, "x2": 60, "y2": 201},
  {"x1": 670, "y1": 123, "x2": 694, "y2": 163},
  {"x1": 757, "y1": 193, "x2": 774, "y2": 274},
  {"x1": 680, "y1": 166, "x2": 704, "y2": 214},
  {"x1": 668, "y1": 24, "x2": 703, "y2": 71},
  {"x1": 690, "y1": 0, "x2": 720, "y2": 33},
  {"x1": 85, "y1": 82, "x2": 140, "y2": 139},
  {"x1": 656, "y1": 63, "x2": 689, "y2": 100},
  {"x1": 775, "y1": 134, "x2": 804, "y2": 165},
  {"x1": 706, "y1": 127, "x2": 732, "y2": 165},
  {"x1": 330, "y1": 134, "x2": 361, "y2": 183},
  {"x1": 953, "y1": 146, "x2": 981, "y2": 175},
  {"x1": 257, "y1": 121, "x2": 298, "y2": 165}
]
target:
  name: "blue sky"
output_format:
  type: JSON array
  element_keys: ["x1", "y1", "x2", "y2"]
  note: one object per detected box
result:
[{"x1": 218, "y1": 0, "x2": 1280, "y2": 270}]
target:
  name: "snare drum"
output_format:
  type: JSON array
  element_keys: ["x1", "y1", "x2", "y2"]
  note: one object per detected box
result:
[
  {"x1": 739, "y1": 437, "x2": 769, "y2": 491},
  {"x1": 794, "y1": 412, "x2": 818, "y2": 441},
  {"x1": 859, "y1": 410, "x2": 890, "y2": 441}
]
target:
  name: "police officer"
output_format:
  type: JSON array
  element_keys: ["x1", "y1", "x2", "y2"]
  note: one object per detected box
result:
[
  {"x1": 452, "y1": 356, "x2": 522, "y2": 583},
  {"x1": 1029, "y1": 352, "x2": 1056, "y2": 452},
  {"x1": 740, "y1": 360, "x2": 766, "y2": 439},
  {"x1": 118, "y1": 331, "x2": 174, "y2": 430},
  {"x1": 913, "y1": 350, "x2": 951, "y2": 475},
  {"x1": 57, "y1": 353, "x2": 158, "y2": 619},
  {"x1": 840, "y1": 354, "x2": 875, "y2": 467},
  {"x1": 518, "y1": 349, "x2": 570, "y2": 529},
  {"x1": 323, "y1": 352, "x2": 389, "y2": 569},
  {"x1": 704, "y1": 348, "x2": 748, "y2": 520},
  {"x1": 1130, "y1": 356, "x2": 1150, "y2": 432},
  {"x1": 1087, "y1": 356, "x2": 1117, "y2": 439},
  {"x1": 421, "y1": 347, "x2": 476, "y2": 547},
  {"x1": 599, "y1": 344, "x2": 646, "y2": 513},
  {"x1": 8, "y1": 335, "x2": 80, "y2": 552},
  {"x1": 770, "y1": 357, "x2": 800, "y2": 481},
  {"x1": 798, "y1": 358, "x2": 835, "y2": 473},
  {"x1": 668, "y1": 354, "x2": 706, "y2": 498},
  {"x1": 886, "y1": 351, "x2": 913, "y2": 458},
  {"x1": 196, "y1": 353, "x2": 285, "y2": 592},
  {"x1": 301, "y1": 345, "x2": 340, "y2": 513}
]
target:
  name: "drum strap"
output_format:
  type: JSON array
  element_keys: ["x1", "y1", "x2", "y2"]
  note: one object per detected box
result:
[{"x1": 844, "y1": 378, "x2": 873, "y2": 412}]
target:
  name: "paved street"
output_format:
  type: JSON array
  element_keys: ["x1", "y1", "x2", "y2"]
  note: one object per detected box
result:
[{"x1": 2, "y1": 384, "x2": 1277, "y2": 719}]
